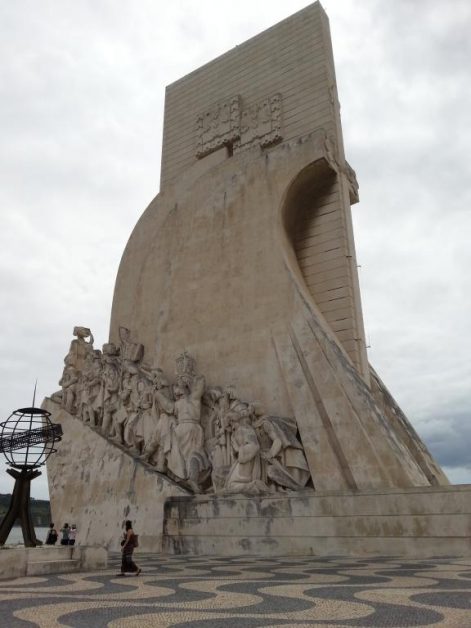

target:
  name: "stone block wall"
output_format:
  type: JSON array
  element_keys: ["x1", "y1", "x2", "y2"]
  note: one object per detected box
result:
[{"x1": 163, "y1": 485, "x2": 471, "y2": 557}]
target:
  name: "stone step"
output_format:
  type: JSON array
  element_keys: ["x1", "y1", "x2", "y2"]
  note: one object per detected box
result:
[
  {"x1": 30, "y1": 547, "x2": 73, "y2": 561},
  {"x1": 163, "y1": 487, "x2": 471, "y2": 558},
  {"x1": 26, "y1": 559, "x2": 81, "y2": 576},
  {"x1": 163, "y1": 533, "x2": 471, "y2": 558},
  {"x1": 165, "y1": 512, "x2": 471, "y2": 539},
  {"x1": 164, "y1": 486, "x2": 471, "y2": 521}
]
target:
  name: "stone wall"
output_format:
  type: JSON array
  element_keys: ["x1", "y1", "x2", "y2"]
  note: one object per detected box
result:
[
  {"x1": 163, "y1": 485, "x2": 471, "y2": 557},
  {"x1": 161, "y1": 3, "x2": 338, "y2": 187},
  {"x1": 44, "y1": 398, "x2": 188, "y2": 551}
]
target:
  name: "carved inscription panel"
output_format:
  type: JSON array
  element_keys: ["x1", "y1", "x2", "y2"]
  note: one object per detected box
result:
[
  {"x1": 196, "y1": 93, "x2": 283, "y2": 158},
  {"x1": 236, "y1": 93, "x2": 282, "y2": 151},
  {"x1": 196, "y1": 96, "x2": 241, "y2": 158}
]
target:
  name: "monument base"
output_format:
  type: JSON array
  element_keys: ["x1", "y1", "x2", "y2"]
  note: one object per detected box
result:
[{"x1": 163, "y1": 485, "x2": 471, "y2": 557}]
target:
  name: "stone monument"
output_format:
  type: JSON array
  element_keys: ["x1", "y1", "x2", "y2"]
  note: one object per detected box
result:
[{"x1": 44, "y1": 3, "x2": 470, "y2": 556}]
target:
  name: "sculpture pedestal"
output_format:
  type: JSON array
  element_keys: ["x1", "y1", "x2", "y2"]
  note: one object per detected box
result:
[
  {"x1": 163, "y1": 486, "x2": 471, "y2": 557},
  {"x1": 0, "y1": 468, "x2": 42, "y2": 547}
]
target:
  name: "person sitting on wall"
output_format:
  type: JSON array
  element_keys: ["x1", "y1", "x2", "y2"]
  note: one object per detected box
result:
[
  {"x1": 60, "y1": 523, "x2": 70, "y2": 546},
  {"x1": 68, "y1": 524, "x2": 77, "y2": 546},
  {"x1": 45, "y1": 522, "x2": 58, "y2": 545}
]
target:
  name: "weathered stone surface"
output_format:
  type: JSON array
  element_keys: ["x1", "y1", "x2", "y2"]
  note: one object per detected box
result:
[
  {"x1": 44, "y1": 398, "x2": 188, "y2": 551},
  {"x1": 163, "y1": 485, "x2": 471, "y2": 557}
]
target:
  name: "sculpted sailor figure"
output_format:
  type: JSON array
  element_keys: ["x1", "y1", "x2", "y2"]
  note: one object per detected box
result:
[{"x1": 154, "y1": 352, "x2": 209, "y2": 492}]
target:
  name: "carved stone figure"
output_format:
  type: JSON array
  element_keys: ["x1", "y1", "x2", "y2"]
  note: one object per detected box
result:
[
  {"x1": 101, "y1": 343, "x2": 121, "y2": 437},
  {"x1": 224, "y1": 415, "x2": 267, "y2": 494},
  {"x1": 154, "y1": 362, "x2": 209, "y2": 492},
  {"x1": 110, "y1": 363, "x2": 135, "y2": 444},
  {"x1": 65, "y1": 327, "x2": 94, "y2": 372},
  {"x1": 204, "y1": 387, "x2": 234, "y2": 490},
  {"x1": 128, "y1": 374, "x2": 155, "y2": 453},
  {"x1": 257, "y1": 415, "x2": 310, "y2": 490},
  {"x1": 58, "y1": 326, "x2": 94, "y2": 411},
  {"x1": 80, "y1": 350, "x2": 103, "y2": 426},
  {"x1": 123, "y1": 371, "x2": 147, "y2": 450},
  {"x1": 58, "y1": 359, "x2": 79, "y2": 414},
  {"x1": 58, "y1": 327, "x2": 312, "y2": 495},
  {"x1": 140, "y1": 369, "x2": 175, "y2": 472},
  {"x1": 119, "y1": 326, "x2": 144, "y2": 367}
]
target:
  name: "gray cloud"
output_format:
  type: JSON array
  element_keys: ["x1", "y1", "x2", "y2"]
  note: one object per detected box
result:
[
  {"x1": 0, "y1": 0, "x2": 469, "y2": 499},
  {"x1": 421, "y1": 411, "x2": 471, "y2": 469}
]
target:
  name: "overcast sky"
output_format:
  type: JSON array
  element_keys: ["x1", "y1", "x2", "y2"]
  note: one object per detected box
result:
[{"x1": 0, "y1": 0, "x2": 470, "y2": 500}]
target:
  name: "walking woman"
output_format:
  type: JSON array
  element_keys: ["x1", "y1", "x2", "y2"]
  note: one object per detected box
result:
[{"x1": 118, "y1": 520, "x2": 141, "y2": 576}]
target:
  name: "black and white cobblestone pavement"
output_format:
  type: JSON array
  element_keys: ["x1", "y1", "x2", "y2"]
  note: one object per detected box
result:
[{"x1": 0, "y1": 553, "x2": 470, "y2": 627}]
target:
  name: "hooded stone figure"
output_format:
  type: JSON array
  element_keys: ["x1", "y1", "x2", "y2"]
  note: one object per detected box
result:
[{"x1": 257, "y1": 415, "x2": 310, "y2": 490}]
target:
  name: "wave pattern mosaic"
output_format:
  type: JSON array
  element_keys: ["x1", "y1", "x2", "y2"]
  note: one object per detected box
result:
[{"x1": 0, "y1": 553, "x2": 470, "y2": 627}]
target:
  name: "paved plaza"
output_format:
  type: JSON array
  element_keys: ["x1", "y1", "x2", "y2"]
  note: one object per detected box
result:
[{"x1": 0, "y1": 553, "x2": 470, "y2": 627}]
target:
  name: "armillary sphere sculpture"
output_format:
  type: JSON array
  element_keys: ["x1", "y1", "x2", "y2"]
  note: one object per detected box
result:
[{"x1": 0, "y1": 407, "x2": 62, "y2": 547}]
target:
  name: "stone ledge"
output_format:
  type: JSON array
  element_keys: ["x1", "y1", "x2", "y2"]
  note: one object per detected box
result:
[
  {"x1": 0, "y1": 545, "x2": 107, "y2": 581},
  {"x1": 27, "y1": 558, "x2": 81, "y2": 577}
]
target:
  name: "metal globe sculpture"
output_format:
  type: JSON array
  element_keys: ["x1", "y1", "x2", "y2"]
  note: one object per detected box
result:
[
  {"x1": 0, "y1": 407, "x2": 62, "y2": 469},
  {"x1": 0, "y1": 407, "x2": 63, "y2": 547}
]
